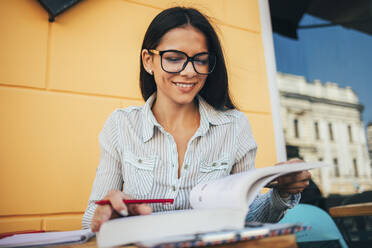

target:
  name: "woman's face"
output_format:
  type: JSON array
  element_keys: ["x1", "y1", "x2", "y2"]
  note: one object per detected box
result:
[{"x1": 143, "y1": 26, "x2": 209, "y2": 106}]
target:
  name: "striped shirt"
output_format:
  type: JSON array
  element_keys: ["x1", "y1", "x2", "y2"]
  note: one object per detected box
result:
[{"x1": 82, "y1": 94, "x2": 299, "y2": 229}]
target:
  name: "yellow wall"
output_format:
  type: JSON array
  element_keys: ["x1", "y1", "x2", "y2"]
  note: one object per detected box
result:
[{"x1": 0, "y1": 0, "x2": 276, "y2": 232}]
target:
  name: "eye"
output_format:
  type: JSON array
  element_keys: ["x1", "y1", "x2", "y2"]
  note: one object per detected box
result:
[
  {"x1": 194, "y1": 54, "x2": 209, "y2": 65},
  {"x1": 163, "y1": 51, "x2": 186, "y2": 63},
  {"x1": 194, "y1": 58, "x2": 209, "y2": 65},
  {"x1": 165, "y1": 57, "x2": 184, "y2": 62}
]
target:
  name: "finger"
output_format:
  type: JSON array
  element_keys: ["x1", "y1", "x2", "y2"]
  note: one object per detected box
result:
[
  {"x1": 288, "y1": 158, "x2": 303, "y2": 163},
  {"x1": 278, "y1": 171, "x2": 311, "y2": 185},
  {"x1": 127, "y1": 203, "x2": 153, "y2": 215},
  {"x1": 91, "y1": 205, "x2": 112, "y2": 232},
  {"x1": 275, "y1": 158, "x2": 303, "y2": 166},
  {"x1": 109, "y1": 192, "x2": 132, "y2": 216},
  {"x1": 275, "y1": 161, "x2": 288, "y2": 166},
  {"x1": 279, "y1": 178, "x2": 310, "y2": 188},
  {"x1": 278, "y1": 180, "x2": 310, "y2": 192}
]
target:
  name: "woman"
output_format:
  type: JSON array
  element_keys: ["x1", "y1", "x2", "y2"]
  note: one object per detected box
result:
[{"x1": 82, "y1": 7, "x2": 311, "y2": 232}]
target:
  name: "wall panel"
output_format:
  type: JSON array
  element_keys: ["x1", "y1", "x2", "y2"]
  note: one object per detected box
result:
[
  {"x1": 49, "y1": 0, "x2": 158, "y2": 98},
  {"x1": 245, "y1": 112, "x2": 277, "y2": 168},
  {"x1": 0, "y1": 87, "x2": 142, "y2": 215},
  {"x1": 0, "y1": 0, "x2": 48, "y2": 88}
]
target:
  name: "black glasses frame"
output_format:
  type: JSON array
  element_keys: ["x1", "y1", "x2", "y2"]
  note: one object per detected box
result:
[{"x1": 149, "y1": 49, "x2": 216, "y2": 75}]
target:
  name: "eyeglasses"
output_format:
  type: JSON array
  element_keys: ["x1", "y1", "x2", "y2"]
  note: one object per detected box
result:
[{"x1": 149, "y1": 49, "x2": 216, "y2": 75}]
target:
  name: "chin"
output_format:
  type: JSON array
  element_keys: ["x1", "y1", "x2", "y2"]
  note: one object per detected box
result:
[{"x1": 173, "y1": 95, "x2": 198, "y2": 105}]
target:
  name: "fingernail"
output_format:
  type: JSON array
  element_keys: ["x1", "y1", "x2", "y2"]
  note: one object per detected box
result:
[{"x1": 120, "y1": 209, "x2": 128, "y2": 216}]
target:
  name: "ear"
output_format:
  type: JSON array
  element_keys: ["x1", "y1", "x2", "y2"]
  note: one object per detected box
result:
[{"x1": 141, "y1": 49, "x2": 153, "y2": 75}]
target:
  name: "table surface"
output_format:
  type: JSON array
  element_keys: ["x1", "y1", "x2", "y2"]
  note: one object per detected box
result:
[
  {"x1": 52, "y1": 235, "x2": 297, "y2": 248},
  {"x1": 329, "y1": 202, "x2": 372, "y2": 217}
]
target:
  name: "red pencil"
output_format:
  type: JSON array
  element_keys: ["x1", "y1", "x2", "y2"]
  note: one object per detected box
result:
[{"x1": 95, "y1": 198, "x2": 174, "y2": 205}]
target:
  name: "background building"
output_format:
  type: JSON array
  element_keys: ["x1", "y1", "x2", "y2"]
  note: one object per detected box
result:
[
  {"x1": 277, "y1": 72, "x2": 372, "y2": 196},
  {"x1": 368, "y1": 122, "x2": 372, "y2": 160}
]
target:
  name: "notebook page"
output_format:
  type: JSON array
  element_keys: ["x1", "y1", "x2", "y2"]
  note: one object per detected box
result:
[
  {"x1": 190, "y1": 170, "x2": 259, "y2": 210},
  {"x1": 190, "y1": 162, "x2": 328, "y2": 210}
]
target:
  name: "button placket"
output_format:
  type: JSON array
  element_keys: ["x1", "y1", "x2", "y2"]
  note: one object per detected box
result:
[
  {"x1": 165, "y1": 134, "x2": 178, "y2": 179},
  {"x1": 170, "y1": 137, "x2": 179, "y2": 179}
]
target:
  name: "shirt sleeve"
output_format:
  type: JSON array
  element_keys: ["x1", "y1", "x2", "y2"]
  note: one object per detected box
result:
[
  {"x1": 245, "y1": 189, "x2": 301, "y2": 224},
  {"x1": 230, "y1": 112, "x2": 300, "y2": 223},
  {"x1": 82, "y1": 110, "x2": 124, "y2": 229}
]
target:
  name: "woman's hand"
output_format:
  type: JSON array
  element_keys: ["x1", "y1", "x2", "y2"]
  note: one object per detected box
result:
[
  {"x1": 91, "y1": 190, "x2": 153, "y2": 232},
  {"x1": 275, "y1": 159, "x2": 312, "y2": 198}
]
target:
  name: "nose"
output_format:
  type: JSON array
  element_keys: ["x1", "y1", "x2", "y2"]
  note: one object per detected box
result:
[{"x1": 180, "y1": 60, "x2": 197, "y2": 77}]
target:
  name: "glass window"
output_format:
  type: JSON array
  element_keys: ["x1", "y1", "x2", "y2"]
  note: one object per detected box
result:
[
  {"x1": 314, "y1": 121, "x2": 320, "y2": 140},
  {"x1": 328, "y1": 123, "x2": 334, "y2": 141},
  {"x1": 333, "y1": 158, "x2": 339, "y2": 177},
  {"x1": 353, "y1": 158, "x2": 358, "y2": 177},
  {"x1": 294, "y1": 119, "x2": 299, "y2": 138},
  {"x1": 348, "y1": 125, "x2": 353, "y2": 143}
]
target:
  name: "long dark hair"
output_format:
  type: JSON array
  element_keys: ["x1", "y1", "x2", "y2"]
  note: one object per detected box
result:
[{"x1": 140, "y1": 7, "x2": 236, "y2": 110}]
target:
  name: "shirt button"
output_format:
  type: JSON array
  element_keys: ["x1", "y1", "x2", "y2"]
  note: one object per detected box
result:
[
  {"x1": 184, "y1": 164, "x2": 189, "y2": 170},
  {"x1": 172, "y1": 186, "x2": 176, "y2": 191}
]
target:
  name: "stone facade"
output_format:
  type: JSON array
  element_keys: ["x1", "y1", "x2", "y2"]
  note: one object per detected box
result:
[{"x1": 277, "y1": 72, "x2": 372, "y2": 196}]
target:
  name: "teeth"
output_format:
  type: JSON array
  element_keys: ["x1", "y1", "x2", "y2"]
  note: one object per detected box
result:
[{"x1": 175, "y1": 83, "x2": 195, "y2": 88}]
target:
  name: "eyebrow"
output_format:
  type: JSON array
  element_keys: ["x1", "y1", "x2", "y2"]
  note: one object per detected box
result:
[{"x1": 150, "y1": 49, "x2": 210, "y2": 57}]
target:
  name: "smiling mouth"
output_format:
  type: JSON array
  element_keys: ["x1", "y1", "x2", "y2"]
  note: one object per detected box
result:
[{"x1": 173, "y1": 82, "x2": 197, "y2": 88}]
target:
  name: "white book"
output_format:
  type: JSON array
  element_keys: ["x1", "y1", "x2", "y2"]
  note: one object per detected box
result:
[
  {"x1": 97, "y1": 162, "x2": 327, "y2": 248},
  {"x1": 0, "y1": 229, "x2": 94, "y2": 247}
]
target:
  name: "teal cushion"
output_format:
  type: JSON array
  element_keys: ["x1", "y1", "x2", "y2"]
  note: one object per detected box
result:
[{"x1": 280, "y1": 204, "x2": 348, "y2": 248}]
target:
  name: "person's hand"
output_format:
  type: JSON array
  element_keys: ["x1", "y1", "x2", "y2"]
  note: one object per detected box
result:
[
  {"x1": 91, "y1": 190, "x2": 152, "y2": 232},
  {"x1": 275, "y1": 158, "x2": 311, "y2": 198}
]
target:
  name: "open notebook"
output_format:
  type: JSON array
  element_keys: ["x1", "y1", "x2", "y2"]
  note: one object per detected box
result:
[
  {"x1": 0, "y1": 229, "x2": 94, "y2": 247},
  {"x1": 97, "y1": 162, "x2": 327, "y2": 247}
]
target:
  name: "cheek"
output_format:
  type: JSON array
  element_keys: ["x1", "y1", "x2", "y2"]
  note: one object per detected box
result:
[
  {"x1": 161, "y1": 73, "x2": 174, "y2": 85},
  {"x1": 153, "y1": 72, "x2": 173, "y2": 88}
]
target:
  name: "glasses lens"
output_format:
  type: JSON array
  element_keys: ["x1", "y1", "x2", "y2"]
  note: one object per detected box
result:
[
  {"x1": 160, "y1": 51, "x2": 216, "y2": 74},
  {"x1": 161, "y1": 51, "x2": 187, "y2": 73},
  {"x1": 193, "y1": 53, "x2": 216, "y2": 74}
]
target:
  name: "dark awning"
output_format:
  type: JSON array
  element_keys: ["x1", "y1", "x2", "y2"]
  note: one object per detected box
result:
[
  {"x1": 37, "y1": 0, "x2": 83, "y2": 22},
  {"x1": 270, "y1": 0, "x2": 372, "y2": 39}
]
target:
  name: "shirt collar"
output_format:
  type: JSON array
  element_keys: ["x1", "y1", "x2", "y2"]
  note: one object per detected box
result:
[{"x1": 141, "y1": 93, "x2": 231, "y2": 142}]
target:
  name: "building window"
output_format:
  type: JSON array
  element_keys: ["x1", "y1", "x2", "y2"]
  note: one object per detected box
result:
[
  {"x1": 294, "y1": 119, "x2": 299, "y2": 138},
  {"x1": 333, "y1": 158, "x2": 340, "y2": 177},
  {"x1": 314, "y1": 121, "x2": 320, "y2": 140},
  {"x1": 353, "y1": 158, "x2": 358, "y2": 177},
  {"x1": 348, "y1": 125, "x2": 353, "y2": 143},
  {"x1": 328, "y1": 123, "x2": 334, "y2": 141}
]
